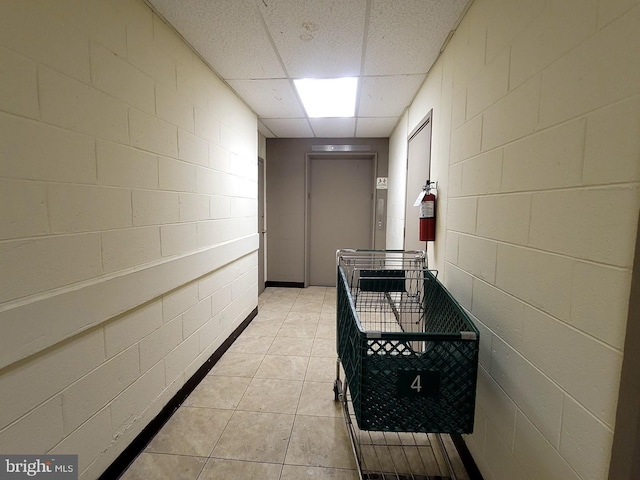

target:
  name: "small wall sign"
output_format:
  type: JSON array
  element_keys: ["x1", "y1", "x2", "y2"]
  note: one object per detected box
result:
[{"x1": 376, "y1": 177, "x2": 388, "y2": 189}]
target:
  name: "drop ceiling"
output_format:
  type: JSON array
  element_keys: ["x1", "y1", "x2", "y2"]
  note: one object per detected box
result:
[{"x1": 146, "y1": 0, "x2": 471, "y2": 138}]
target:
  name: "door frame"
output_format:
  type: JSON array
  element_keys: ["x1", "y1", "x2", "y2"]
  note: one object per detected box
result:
[
  {"x1": 258, "y1": 156, "x2": 266, "y2": 294},
  {"x1": 403, "y1": 110, "x2": 433, "y2": 252},
  {"x1": 304, "y1": 152, "x2": 378, "y2": 287}
]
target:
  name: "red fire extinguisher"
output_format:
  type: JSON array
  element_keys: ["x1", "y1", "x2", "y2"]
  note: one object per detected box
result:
[{"x1": 419, "y1": 181, "x2": 436, "y2": 242}]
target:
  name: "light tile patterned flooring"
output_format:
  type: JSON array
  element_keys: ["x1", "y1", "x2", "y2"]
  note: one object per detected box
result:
[{"x1": 120, "y1": 286, "x2": 468, "y2": 480}]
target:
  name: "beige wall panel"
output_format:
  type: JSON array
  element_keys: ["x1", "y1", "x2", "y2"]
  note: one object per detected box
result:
[
  {"x1": 101, "y1": 226, "x2": 162, "y2": 274},
  {"x1": 0, "y1": 179, "x2": 49, "y2": 240},
  {"x1": 483, "y1": 0, "x2": 545, "y2": 62},
  {"x1": 476, "y1": 367, "x2": 517, "y2": 447},
  {"x1": 461, "y1": 150, "x2": 503, "y2": 196},
  {"x1": 482, "y1": 75, "x2": 541, "y2": 151},
  {"x1": 0, "y1": 114, "x2": 97, "y2": 184},
  {"x1": 97, "y1": 141, "x2": 159, "y2": 189},
  {"x1": 521, "y1": 307, "x2": 623, "y2": 427},
  {"x1": 529, "y1": 186, "x2": 640, "y2": 268},
  {"x1": 560, "y1": 395, "x2": 615, "y2": 480},
  {"x1": 496, "y1": 245, "x2": 573, "y2": 320},
  {"x1": 509, "y1": 0, "x2": 599, "y2": 89},
  {"x1": 501, "y1": 119, "x2": 586, "y2": 192},
  {"x1": 466, "y1": 47, "x2": 509, "y2": 119},
  {"x1": 476, "y1": 194, "x2": 530, "y2": 244},
  {"x1": 0, "y1": 47, "x2": 38, "y2": 119},
  {"x1": 513, "y1": 412, "x2": 581, "y2": 480},
  {"x1": 483, "y1": 421, "x2": 528, "y2": 480},
  {"x1": 0, "y1": 234, "x2": 102, "y2": 302},
  {"x1": 583, "y1": 95, "x2": 640, "y2": 185},
  {"x1": 539, "y1": 7, "x2": 640, "y2": 128},
  {"x1": 450, "y1": 115, "x2": 482, "y2": 164},
  {"x1": 472, "y1": 278, "x2": 525, "y2": 349},
  {"x1": 0, "y1": 0, "x2": 258, "y2": 476},
  {"x1": 458, "y1": 235, "x2": 498, "y2": 284},
  {"x1": 490, "y1": 336, "x2": 564, "y2": 445},
  {"x1": 446, "y1": 197, "x2": 477, "y2": 235},
  {"x1": 91, "y1": 42, "x2": 155, "y2": 114},
  {"x1": 40, "y1": 66, "x2": 129, "y2": 143},
  {"x1": 571, "y1": 262, "x2": 632, "y2": 349}
]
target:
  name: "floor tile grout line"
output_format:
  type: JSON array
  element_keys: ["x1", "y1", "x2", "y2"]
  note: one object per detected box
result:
[
  {"x1": 123, "y1": 288, "x2": 347, "y2": 479},
  {"x1": 276, "y1": 288, "x2": 301, "y2": 480},
  {"x1": 152, "y1": 288, "x2": 363, "y2": 479},
  {"x1": 201, "y1": 296, "x2": 293, "y2": 477},
  {"x1": 200, "y1": 299, "x2": 294, "y2": 469}
]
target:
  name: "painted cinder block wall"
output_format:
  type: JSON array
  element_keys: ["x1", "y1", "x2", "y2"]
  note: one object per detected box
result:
[
  {"x1": 388, "y1": 0, "x2": 640, "y2": 479},
  {"x1": 0, "y1": 0, "x2": 258, "y2": 478}
]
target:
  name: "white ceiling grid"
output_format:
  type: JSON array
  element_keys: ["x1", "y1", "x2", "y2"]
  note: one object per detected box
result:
[{"x1": 147, "y1": 0, "x2": 471, "y2": 138}]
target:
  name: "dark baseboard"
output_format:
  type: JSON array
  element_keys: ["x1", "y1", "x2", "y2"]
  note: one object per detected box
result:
[
  {"x1": 101, "y1": 305, "x2": 483, "y2": 480},
  {"x1": 450, "y1": 434, "x2": 484, "y2": 480},
  {"x1": 101, "y1": 306, "x2": 258, "y2": 480},
  {"x1": 265, "y1": 281, "x2": 305, "y2": 288}
]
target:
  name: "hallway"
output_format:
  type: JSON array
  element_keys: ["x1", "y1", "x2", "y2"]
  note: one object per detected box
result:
[
  {"x1": 120, "y1": 287, "x2": 468, "y2": 479},
  {"x1": 1, "y1": 1, "x2": 639, "y2": 478}
]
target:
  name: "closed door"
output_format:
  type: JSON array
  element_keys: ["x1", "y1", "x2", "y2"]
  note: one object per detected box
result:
[
  {"x1": 309, "y1": 157, "x2": 374, "y2": 286},
  {"x1": 404, "y1": 114, "x2": 432, "y2": 251},
  {"x1": 258, "y1": 157, "x2": 265, "y2": 293}
]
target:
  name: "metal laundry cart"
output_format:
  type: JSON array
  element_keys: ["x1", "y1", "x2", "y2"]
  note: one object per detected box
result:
[{"x1": 334, "y1": 249, "x2": 479, "y2": 480}]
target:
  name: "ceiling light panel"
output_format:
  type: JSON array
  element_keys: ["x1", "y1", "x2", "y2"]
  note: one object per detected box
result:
[{"x1": 294, "y1": 77, "x2": 358, "y2": 118}]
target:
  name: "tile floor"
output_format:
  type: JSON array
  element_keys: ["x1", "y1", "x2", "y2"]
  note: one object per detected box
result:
[{"x1": 120, "y1": 286, "x2": 469, "y2": 480}]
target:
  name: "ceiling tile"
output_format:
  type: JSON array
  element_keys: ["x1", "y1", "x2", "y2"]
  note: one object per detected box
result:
[
  {"x1": 228, "y1": 79, "x2": 304, "y2": 118},
  {"x1": 150, "y1": 0, "x2": 285, "y2": 79},
  {"x1": 258, "y1": 120, "x2": 275, "y2": 137},
  {"x1": 358, "y1": 75, "x2": 426, "y2": 117},
  {"x1": 364, "y1": 0, "x2": 468, "y2": 76},
  {"x1": 309, "y1": 118, "x2": 357, "y2": 138},
  {"x1": 147, "y1": 0, "x2": 472, "y2": 138},
  {"x1": 355, "y1": 117, "x2": 399, "y2": 137},
  {"x1": 261, "y1": 118, "x2": 314, "y2": 137},
  {"x1": 258, "y1": 0, "x2": 366, "y2": 78}
]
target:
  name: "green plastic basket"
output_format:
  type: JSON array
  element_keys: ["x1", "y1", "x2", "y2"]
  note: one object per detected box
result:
[{"x1": 336, "y1": 266, "x2": 479, "y2": 434}]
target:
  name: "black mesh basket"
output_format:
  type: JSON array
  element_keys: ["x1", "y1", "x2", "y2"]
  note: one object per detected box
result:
[{"x1": 336, "y1": 265, "x2": 479, "y2": 434}]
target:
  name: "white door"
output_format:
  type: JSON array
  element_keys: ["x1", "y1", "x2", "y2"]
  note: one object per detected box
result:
[{"x1": 309, "y1": 156, "x2": 374, "y2": 286}]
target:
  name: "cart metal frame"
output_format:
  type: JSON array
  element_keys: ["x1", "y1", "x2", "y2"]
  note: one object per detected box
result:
[
  {"x1": 334, "y1": 249, "x2": 479, "y2": 480},
  {"x1": 334, "y1": 377, "x2": 457, "y2": 480}
]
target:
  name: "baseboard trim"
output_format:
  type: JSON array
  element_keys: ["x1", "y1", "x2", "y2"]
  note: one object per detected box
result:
[
  {"x1": 101, "y1": 306, "x2": 258, "y2": 480},
  {"x1": 265, "y1": 281, "x2": 304, "y2": 288},
  {"x1": 450, "y1": 434, "x2": 484, "y2": 480}
]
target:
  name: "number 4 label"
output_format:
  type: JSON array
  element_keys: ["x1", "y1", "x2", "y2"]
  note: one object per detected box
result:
[
  {"x1": 397, "y1": 370, "x2": 440, "y2": 397},
  {"x1": 411, "y1": 374, "x2": 422, "y2": 393}
]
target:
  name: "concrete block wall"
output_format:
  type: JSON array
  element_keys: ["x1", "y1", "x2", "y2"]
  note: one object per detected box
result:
[
  {"x1": 387, "y1": 0, "x2": 640, "y2": 479},
  {"x1": 0, "y1": 0, "x2": 258, "y2": 478},
  {"x1": 386, "y1": 112, "x2": 409, "y2": 250}
]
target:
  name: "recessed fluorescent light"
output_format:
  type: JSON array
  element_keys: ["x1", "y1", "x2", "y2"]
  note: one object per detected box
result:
[{"x1": 294, "y1": 77, "x2": 358, "y2": 118}]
